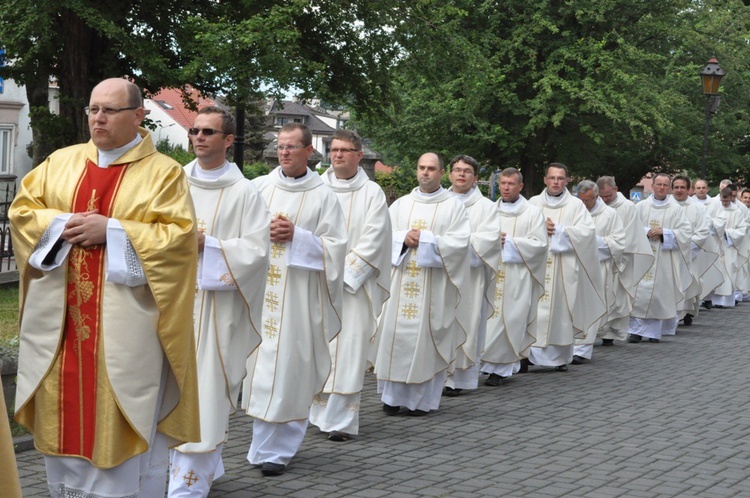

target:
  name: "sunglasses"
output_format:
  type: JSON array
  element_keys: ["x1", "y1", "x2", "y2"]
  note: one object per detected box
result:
[{"x1": 188, "y1": 128, "x2": 228, "y2": 136}]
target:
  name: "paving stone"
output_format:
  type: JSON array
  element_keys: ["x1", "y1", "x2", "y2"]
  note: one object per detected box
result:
[{"x1": 13, "y1": 302, "x2": 750, "y2": 497}]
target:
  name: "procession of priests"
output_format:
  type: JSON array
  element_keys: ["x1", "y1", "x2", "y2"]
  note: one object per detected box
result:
[{"x1": 7, "y1": 79, "x2": 750, "y2": 495}]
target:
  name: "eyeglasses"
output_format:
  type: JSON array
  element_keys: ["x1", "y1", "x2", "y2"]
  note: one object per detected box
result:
[
  {"x1": 84, "y1": 106, "x2": 139, "y2": 116},
  {"x1": 330, "y1": 147, "x2": 360, "y2": 154},
  {"x1": 188, "y1": 128, "x2": 227, "y2": 136},
  {"x1": 451, "y1": 168, "x2": 475, "y2": 175},
  {"x1": 275, "y1": 144, "x2": 306, "y2": 151}
]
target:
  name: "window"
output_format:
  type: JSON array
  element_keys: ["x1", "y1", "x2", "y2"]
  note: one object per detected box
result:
[
  {"x1": 293, "y1": 118, "x2": 303, "y2": 123},
  {"x1": 0, "y1": 126, "x2": 13, "y2": 175},
  {"x1": 155, "y1": 100, "x2": 174, "y2": 110},
  {"x1": 275, "y1": 117, "x2": 287, "y2": 127}
]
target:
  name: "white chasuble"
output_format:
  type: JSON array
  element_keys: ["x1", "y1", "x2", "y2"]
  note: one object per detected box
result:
[
  {"x1": 483, "y1": 196, "x2": 547, "y2": 365},
  {"x1": 319, "y1": 166, "x2": 391, "y2": 394},
  {"x1": 631, "y1": 197, "x2": 692, "y2": 319},
  {"x1": 605, "y1": 193, "x2": 654, "y2": 330},
  {"x1": 243, "y1": 167, "x2": 346, "y2": 422},
  {"x1": 675, "y1": 197, "x2": 722, "y2": 312},
  {"x1": 447, "y1": 187, "x2": 501, "y2": 376},
  {"x1": 178, "y1": 162, "x2": 270, "y2": 453},
  {"x1": 374, "y1": 188, "x2": 471, "y2": 384},
  {"x1": 576, "y1": 200, "x2": 627, "y2": 345},
  {"x1": 529, "y1": 189, "x2": 605, "y2": 347},
  {"x1": 707, "y1": 201, "x2": 748, "y2": 297}
]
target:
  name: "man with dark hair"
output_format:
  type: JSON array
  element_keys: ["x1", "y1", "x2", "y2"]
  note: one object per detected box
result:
[
  {"x1": 310, "y1": 130, "x2": 391, "y2": 441},
  {"x1": 374, "y1": 152, "x2": 471, "y2": 415},
  {"x1": 527, "y1": 163, "x2": 604, "y2": 371},
  {"x1": 670, "y1": 175, "x2": 721, "y2": 327},
  {"x1": 443, "y1": 155, "x2": 501, "y2": 395},
  {"x1": 705, "y1": 187, "x2": 747, "y2": 308},
  {"x1": 482, "y1": 168, "x2": 547, "y2": 384},
  {"x1": 168, "y1": 106, "x2": 270, "y2": 496},
  {"x1": 10, "y1": 78, "x2": 199, "y2": 497},
  {"x1": 242, "y1": 123, "x2": 346, "y2": 476},
  {"x1": 627, "y1": 173, "x2": 692, "y2": 342}
]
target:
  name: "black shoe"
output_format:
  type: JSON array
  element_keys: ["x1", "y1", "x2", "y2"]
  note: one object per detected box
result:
[
  {"x1": 382, "y1": 403, "x2": 400, "y2": 415},
  {"x1": 571, "y1": 355, "x2": 588, "y2": 365},
  {"x1": 683, "y1": 314, "x2": 693, "y2": 326},
  {"x1": 261, "y1": 462, "x2": 286, "y2": 476},
  {"x1": 519, "y1": 359, "x2": 531, "y2": 374},
  {"x1": 627, "y1": 334, "x2": 642, "y2": 343},
  {"x1": 328, "y1": 431, "x2": 350, "y2": 442},
  {"x1": 407, "y1": 409, "x2": 428, "y2": 417},
  {"x1": 702, "y1": 300, "x2": 713, "y2": 310},
  {"x1": 648, "y1": 338, "x2": 660, "y2": 343},
  {"x1": 442, "y1": 387, "x2": 463, "y2": 397},
  {"x1": 602, "y1": 339, "x2": 614, "y2": 347},
  {"x1": 484, "y1": 373, "x2": 504, "y2": 386},
  {"x1": 555, "y1": 364, "x2": 568, "y2": 372}
]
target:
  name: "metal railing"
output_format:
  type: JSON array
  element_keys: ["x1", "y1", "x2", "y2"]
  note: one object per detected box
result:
[{"x1": 0, "y1": 176, "x2": 17, "y2": 272}]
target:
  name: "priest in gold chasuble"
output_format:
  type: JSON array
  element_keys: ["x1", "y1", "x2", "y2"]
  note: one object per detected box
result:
[
  {"x1": 373, "y1": 153, "x2": 471, "y2": 416},
  {"x1": 9, "y1": 79, "x2": 199, "y2": 497}
]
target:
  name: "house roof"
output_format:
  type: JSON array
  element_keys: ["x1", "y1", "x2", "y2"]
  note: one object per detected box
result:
[
  {"x1": 147, "y1": 85, "x2": 215, "y2": 130},
  {"x1": 268, "y1": 100, "x2": 336, "y2": 134}
]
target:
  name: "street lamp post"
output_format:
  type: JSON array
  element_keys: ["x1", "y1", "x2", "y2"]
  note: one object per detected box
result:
[{"x1": 700, "y1": 56, "x2": 725, "y2": 180}]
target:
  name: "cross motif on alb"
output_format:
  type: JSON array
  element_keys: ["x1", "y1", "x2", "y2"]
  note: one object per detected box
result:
[
  {"x1": 183, "y1": 470, "x2": 199, "y2": 488},
  {"x1": 411, "y1": 219, "x2": 428, "y2": 230},
  {"x1": 649, "y1": 219, "x2": 661, "y2": 229},
  {"x1": 404, "y1": 282, "x2": 420, "y2": 298},
  {"x1": 494, "y1": 285, "x2": 503, "y2": 301},
  {"x1": 406, "y1": 260, "x2": 420, "y2": 278},
  {"x1": 265, "y1": 291, "x2": 279, "y2": 312},
  {"x1": 264, "y1": 318, "x2": 279, "y2": 338},
  {"x1": 273, "y1": 211, "x2": 290, "y2": 220},
  {"x1": 267, "y1": 265, "x2": 282, "y2": 286},
  {"x1": 497, "y1": 268, "x2": 505, "y2": 281},
  {"x1": 401, "y1": 303, "x2": 419, "y2": 319},
  {"x1": 197, "y1": 218, "x2": 207, "y2": 233},
  {"x1": 271, "y1": 243, "x2": 286, "y2": 259}
]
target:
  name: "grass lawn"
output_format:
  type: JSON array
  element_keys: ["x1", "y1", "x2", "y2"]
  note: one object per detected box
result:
[
  {"x1": 0, "y1": 285, "x2": 18, "y2": 347},
  {"x1": 0, "y1": 285, "x2": 23, "y2": 436}
]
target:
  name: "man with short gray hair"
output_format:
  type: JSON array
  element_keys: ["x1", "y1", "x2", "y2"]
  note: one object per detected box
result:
[
  {"x1": 573, "y1": 180, "x2": 625, "y2": 363},
  {"x1": 595, "y1": 176, "x2": 653, "y2": 345}
]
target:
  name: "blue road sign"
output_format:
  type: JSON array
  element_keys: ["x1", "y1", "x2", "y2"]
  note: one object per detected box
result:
[{"x1": 630, "y1": 191, "x2": 642, "y2": 202}]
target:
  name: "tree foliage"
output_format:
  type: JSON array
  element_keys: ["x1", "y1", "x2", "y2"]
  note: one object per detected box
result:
[
  {"x1": 352, "y1": 0, "x2": 750, "y2": 194},
  {"x1": 0, "y1": 0, "x2": 402, "y2": 165}
]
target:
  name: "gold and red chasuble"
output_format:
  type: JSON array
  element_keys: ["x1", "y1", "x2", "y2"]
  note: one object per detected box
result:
[{"x1": 58, "y1": 160, "x2": 128, "y2": 459}]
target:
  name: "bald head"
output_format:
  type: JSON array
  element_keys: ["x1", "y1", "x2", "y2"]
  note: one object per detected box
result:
[
  {"x1": 416, "y1": 152, "x2": 444, "y2": 193},
  {"x1": 88, "y1": 78, "x2": 145, "y2": 150},
  {"x1": 693, "y1": 179, "x2": 709, "y2": 200}
]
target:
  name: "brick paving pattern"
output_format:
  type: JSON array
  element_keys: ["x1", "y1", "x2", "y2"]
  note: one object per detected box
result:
[{"x1": 16, "y1": 302, "x2": 750, "y2": 497}]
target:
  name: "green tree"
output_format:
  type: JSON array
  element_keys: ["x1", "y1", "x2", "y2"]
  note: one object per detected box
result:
[{"x1": 352, "y1": 0, "x2": 750, "y2": 194}]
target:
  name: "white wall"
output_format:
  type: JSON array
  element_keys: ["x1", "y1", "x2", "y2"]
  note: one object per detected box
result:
[
  {"x1": 0, "y1": 78, "x2": 33, "y2": 180},
  {"x1": 144, "y1": 100, "x2": 190, "y2": 150}
]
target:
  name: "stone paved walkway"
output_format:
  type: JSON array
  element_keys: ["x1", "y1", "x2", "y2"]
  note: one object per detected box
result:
[{"x1": 16, "y1": 302, "x2": 750, "y2": 497}]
